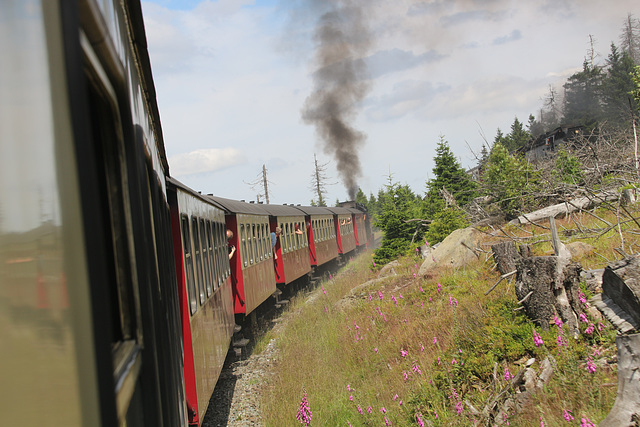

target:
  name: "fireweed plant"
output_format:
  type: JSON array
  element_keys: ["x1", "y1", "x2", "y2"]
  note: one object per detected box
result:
[{"x1": 261, "y1": 211, "x2": 625, "y2": 426}]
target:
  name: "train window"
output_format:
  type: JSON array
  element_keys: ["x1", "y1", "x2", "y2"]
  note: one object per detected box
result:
[
  {"x1": 192, "y1": 218, "x2": 205, "y2": 305},
  {"x1": 207, "y1": 221, "x2": 217, "y2": 293},
  {"x1": 247, "y1": 223, "x2": 253, "y2": 265},
  {"x1": 215, "y1": 221, "x2": 224, "y2": 285},
  {"x1": 201, "y1": 220, "x2": 212, "y2": 298},
  {"x1": 240, "y1": 224, "x2": 247, "y2": 268},
  {"x1": 252, "y1": 223, "x2": 258, "y2": 263},
  {"x1": 265, "y1": 223, "x2": 271, "y2": 258},
  {"x1": 181, "y1": 216, "x2": 197, "y2": 314},
  {"x1": 257, "y1": 224, "x2": 263, "y2": 261}
]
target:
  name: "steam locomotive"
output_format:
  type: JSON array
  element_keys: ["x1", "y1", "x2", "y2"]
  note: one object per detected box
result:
[{"x1": 0, "y1": 1, "x2": 371, "y2": 426}]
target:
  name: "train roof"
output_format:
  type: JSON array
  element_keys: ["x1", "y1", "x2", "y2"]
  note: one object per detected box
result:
[
  {"x1": 291, "y1": 205, "x2": 335, "y2": 216},
  {"x1": 260, "y1": 204, "x2": 308, "y2": 217},
  {"x1": 207, "y1": 195, "x2": 269, "y2": 215},
  {"x1": 167, "y1": 177, "x2": 226, "y2": 207},
  {"x1": 324, "y1": 206, "x2": 356, "y2": 215}
]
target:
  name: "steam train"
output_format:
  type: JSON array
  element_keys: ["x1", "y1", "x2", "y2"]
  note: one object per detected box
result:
[{"x1": 0, "y1": 1, "x2": 371, "y2": 426}]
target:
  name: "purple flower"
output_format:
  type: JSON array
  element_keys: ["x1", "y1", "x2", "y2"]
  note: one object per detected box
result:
[
  {"x1": 456, "y1": 401, "x2": 464, "y2": 415},
  {"x1": 322, "y1": 287, "x2": 327, "y2": 295},
  {"x1": 433, "y1": 337, "x2": 437, "y2": 345},
  {"x1": 357, "y1": 406, "x2": 363, "y2": 414},
  {"x1": 380, "y1": 407, "x2": 386, "y2": 414},
  {"x1": 586, "y1": 358, "x2": 597, "y2": 373},
  {"x1": 416, "y1": 413, "x2": 425, "y2": 427},
  {"x1": 579, "y1": 313, "x2": 588, "y2": 323},
  {"x1": 581, "y1": 418, "x2": 596, "y2": 426},
  {"x1": 533, "y1": 329, "x2": 544, "y2": 347},
  {"x1": 437, "y1": 282, "x2": 442, "y2": 292},
  {"x1": 554, "y1": 315, "x2": 564, "y2": 328},
  {"x1": 579, "y1": 291, "x2": 587, "y2": 304},
  {"x1": 378, "y1": 291, "x2": 383, "y2": 300},
  {"x1": 563, "y1": 409, "x2": 574, "y2": 421},
  {"x1": 400, "y1": 348, "x2": 408, "y2": 357},
  {"x1": 296, "y1": 389, "x2": 312, "y2": 426},
  {"x1": 504, "y1": 367, "x2": 513, "y2": 381},
  {"x1": 367, "y1": 406, "x2": 373, "y2": 414},
  {"x1": 412, "y1": 361, "x2": 422, "y2": 374},
  {"x1": 372, "y1": 260, "x2": 376, "y2": 267},
  {"x1": 585, "y1": 323, "x2": 595, "y2": 335}
]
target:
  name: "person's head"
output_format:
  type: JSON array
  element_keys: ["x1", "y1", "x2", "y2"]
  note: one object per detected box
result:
[
  {"x1": 226, "y1": 229, "x2": 234, "y2": 240},
  {"x1": 294, "y1": 223, "x2": 300, "y2": 231},
  {"x1": 275, "y1": 226, "x2": 281, "y2": 235}
]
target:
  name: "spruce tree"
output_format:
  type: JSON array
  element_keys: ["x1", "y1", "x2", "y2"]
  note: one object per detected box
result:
[{"x1": 425, "y1": 136, "x2": 478, "y2": 211}]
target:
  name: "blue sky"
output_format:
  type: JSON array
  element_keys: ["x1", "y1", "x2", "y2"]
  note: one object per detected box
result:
[{"x1": 141, "y1": 0, "x2": 638, "y2": 205}]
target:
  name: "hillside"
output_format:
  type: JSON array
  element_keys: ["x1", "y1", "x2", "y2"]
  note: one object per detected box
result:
[{"x1": 254, "y1": 204, "x2": 640, "y2": 426}]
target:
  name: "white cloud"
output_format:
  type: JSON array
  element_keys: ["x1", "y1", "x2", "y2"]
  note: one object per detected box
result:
[{"x1": 169, "y1": 148, "x2": 245, "y2": 177}]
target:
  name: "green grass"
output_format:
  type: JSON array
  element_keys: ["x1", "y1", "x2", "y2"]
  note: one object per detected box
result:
[{"x1": 259, "y1": 204, "x2": 638, "y2": 426}]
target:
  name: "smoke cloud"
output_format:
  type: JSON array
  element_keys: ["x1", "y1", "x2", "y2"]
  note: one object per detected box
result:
[{"x1": 302, "y1": 0, "x2": 373, "y2": 200}]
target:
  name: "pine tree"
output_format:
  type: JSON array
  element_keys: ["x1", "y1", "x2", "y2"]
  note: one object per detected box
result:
[
  {"x1": 562, "y1": 59, "x2": 604, "y2": 128},
  {"x1": 602, "y1": 43, "x2": 637, "y2": 125},
  {"x1": 425, "y1": 136, "x2": 478, "y2": 212}
]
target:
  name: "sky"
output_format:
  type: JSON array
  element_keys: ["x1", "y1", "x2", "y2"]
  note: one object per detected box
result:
[{"x1": 140, "y1": 0, "x2": 638, "y2": 205}]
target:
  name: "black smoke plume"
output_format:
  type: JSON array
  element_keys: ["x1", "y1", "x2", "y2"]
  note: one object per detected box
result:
[{"x1": 302, "y1": 1, "x2": 372, "y2": 200}]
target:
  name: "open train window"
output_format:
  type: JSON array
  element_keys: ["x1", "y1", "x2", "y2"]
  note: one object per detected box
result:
[{"x1": 181, "y1": 216, "x2": 197, "y2": 314}]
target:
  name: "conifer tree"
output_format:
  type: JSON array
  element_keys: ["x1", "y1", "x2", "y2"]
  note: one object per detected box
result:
[{"x1": 425, "y1": 136, "x2": 478, "y2": 214}]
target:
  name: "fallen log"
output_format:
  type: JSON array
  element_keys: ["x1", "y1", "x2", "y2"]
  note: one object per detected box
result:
[{"x1": 509, "y1": 190, "x2": 619, "y2": 225}]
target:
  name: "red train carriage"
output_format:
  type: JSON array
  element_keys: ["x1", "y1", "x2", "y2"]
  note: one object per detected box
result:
[
  {"x1": 167, "y1": 179, "x2": 235, "y2": 427},
  {"x1": 326, "y1": 207, "x2": 357, "y2": 255},
  {"x1": 293, "y1": 206, "x2": 339, "y2": 268},
  {"x1": 261, "y1": 205, "x2": 312, "y2": 286},
  {"x1": 343, "y1": 206, "x2": 369, "y2": 248},
  {"x1": 208, "y1": 196, "x2": 276, "y2": 316}
]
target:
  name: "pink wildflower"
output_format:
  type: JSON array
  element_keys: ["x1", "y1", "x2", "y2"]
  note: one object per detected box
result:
[
  {"x1": 412, "y1": 361, "x2": 422, "y2": 374},
  {"x1": 296, "y1": 389, "x2": 312, "y2": 426},
  {"x1": 378, "y1": 291, "x2": 383, "y2": 300},
  {"x1": 398, "y1": 400, "x2": 403, "y2": 406},
  {"x1": 456, "y1": 401, "x2": 464, "y2": 415},
  {"x1": 420, "y1": 344, "x2": 425, "y2": 352},
  {"x1": 347, "y1": 384, "x2": 351, "y2": 391},
  {"x1": 419, "y1": 285, "x2": 424, "y2": 292},
  {"x1": 380, "y1": 407, "x2": 386, "y2": 414},
  {"x1": 368, "y1": 293, "x2": 372, "y2": 301},
  {"x1": 585, "y1": 323, "x2": 595, "y2": 335},
  {"x1": 533, "y1": 329, "x2": 544, "y2": 347},
  {"x1": 557, "y1": 334, "x2": 566, "y2": 348},
  {"x1": 451, "y1": 358, "x2": 457, "y2": 365},
  {"x1": 598, "y1": 322, "x2": 605, "y2": 331},
  {"x1": 357, "y1": 406, "x2": 363, "y2": 414},
  {"x1": 433, "y1": 337, "x2": 437, "y2": 345},
  {"x1": 504, "y1": 367, "x2": 513, "y2": 381},
  {"x1": 384, "y1": 416, "x2": 390, "y2": 426},
  {"x1": 367, "y1": 406, "x2": 373, "y2": 413},
  {"x1": 563, "y1": 409, "x2": 574, "y2": 421},
  {"x1": 374, "y1": 347, "x2": 378, "y2": 354},
  {"x1": 437, "y1": 357, "x2": 441, "y2": 365},
  {"x1": 400, "y1": 348, "x2": 408, "y2": 357},
  {"x1": 579, "y1": 291, "x2": 587, "y2": 304},
  {"x1": 403, "y1": 371, "x2": 409, "y2": 381},
  {"x1": 434, "y1": 411, "x2": 438, "y2": 419},
  {"x1": 393, "y1": 394, "x2": 398, "y2": 401},
  {"x1": 372, "y1": 260, "x2": 376, "y2": 267},
  {"x1": 554, "y1": 315, "x2": 564, "y2": 328},
  {"x1": 586, "y1": 358, "x2": 597, "y2": 373},
  {"x1": 437, "y1": 282, "x2": 442, "y2": 292},
  {"x1": 349, "y1": 395, "x2": 353, "y2": 401},
  {"x1": 581, "y1": 418, "x2": 596, "y2": 427},
  {"x1": 540, "y1": 416, "x2": 545, "y2": 426},
  {"x1": 416, "y1": 413, "x2": 425, "y2": 427},
  {"x1": 579, "y1": 312, "x2": 588, "y2": 323},
  {"x1": 322, "y1": 287, "x2": 327, "y2": 295}
]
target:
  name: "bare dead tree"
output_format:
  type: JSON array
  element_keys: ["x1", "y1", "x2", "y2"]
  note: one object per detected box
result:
[
  {"x1": 245, "y1": 164, "x2": 273, "y2": 204},
  {"x1": 309, "y1": 154, "x2": 335, "y2": 207}
]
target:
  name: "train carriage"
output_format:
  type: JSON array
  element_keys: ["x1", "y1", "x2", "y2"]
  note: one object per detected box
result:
[
  {"x1": 208, "y1": 196, "x2": 276, "y2": 316},
  {"x1": 326, "y1": 207, "x2": 358, "y2": 255},
  {"x1": 167, "y1": 179, "x2": 235, "y2": 427},
  {"x1": 293, "y1": 206, "x2": 339, "y2": 268},
  {"x1": 261, "y1": 205, "x2": 312, "y2": 285},
  {"x1": 1, "y1": 0, "x2": 186, "y2": 425}
]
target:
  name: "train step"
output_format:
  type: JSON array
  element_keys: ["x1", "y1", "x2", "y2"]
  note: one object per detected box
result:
[
  {"x1": 272, "y1": 288, "x2": 283, "y2": 296},
  {"x1": 275, "y1": 299, "x2": 289, "y2": 309},
  {"x1": 233, "y1": 338, "x2": 250, "y2": 348},
  {"x1": 234, "y1": 324, "x2": 242, "y2": 333}
]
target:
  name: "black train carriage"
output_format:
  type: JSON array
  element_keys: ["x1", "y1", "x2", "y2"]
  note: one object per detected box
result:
[
  {"x1": 167, "y1": 179, "x2": 235, "y2": 426},
  {"x1": 1, "y1": 1, "x2": 186, "y2": 426}
]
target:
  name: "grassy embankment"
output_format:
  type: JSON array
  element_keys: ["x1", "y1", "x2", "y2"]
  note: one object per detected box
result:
[{"x1": 258, "y1": 206, "x2": 636, "y2": 426}]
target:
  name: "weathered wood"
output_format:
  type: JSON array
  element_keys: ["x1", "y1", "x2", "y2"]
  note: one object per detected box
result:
[
  {"x1": 602, "y1": 255, "x2": 640, "y2": 328},
  {"x1": 491, "y1": 241, "x2": 522, "y2": 276},
  {"x1": 509, "y1": 190, "x2": 620, "y2": 225},
  {"x1": 485, "y1": 270, "x2": 517, "y2": 296},
  {"x1": 600, "y1": 333, "x2": 640, "y2": 426}
]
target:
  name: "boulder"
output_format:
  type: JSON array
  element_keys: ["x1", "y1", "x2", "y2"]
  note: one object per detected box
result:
[{"x1": 418, "y1": 227, "x2": 483, "y2": 276}]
